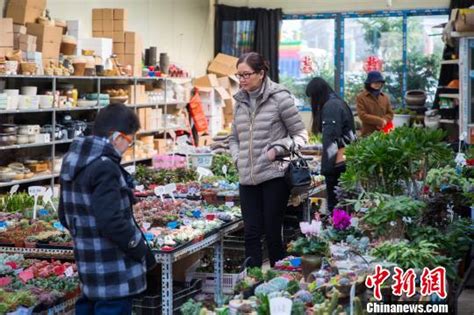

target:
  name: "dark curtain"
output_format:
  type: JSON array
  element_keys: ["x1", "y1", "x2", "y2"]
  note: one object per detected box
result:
[{"x1": 215, "y1": 5, "x2": 282, "y2": 82}]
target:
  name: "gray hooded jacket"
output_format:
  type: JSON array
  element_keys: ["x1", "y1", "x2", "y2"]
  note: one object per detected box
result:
[{"x1": 229, "y1": 78, "x2": 308, "y2": 186}]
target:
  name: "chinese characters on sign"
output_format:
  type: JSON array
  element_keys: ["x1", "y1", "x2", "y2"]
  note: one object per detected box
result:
[
  {"x1": 363, "y1": 56, "x2": 383, "y2": 73},
  {"x1": 300, "y1": 55, "x2": 314, "y2": 74},
  {"x1": 365, "y1": 265, "x2": 447, "y2": 301}
]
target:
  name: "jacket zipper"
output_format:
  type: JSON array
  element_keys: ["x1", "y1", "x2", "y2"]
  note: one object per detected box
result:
[{"x1": 249, "y1": 111, "x2": 256, "y2": 185}]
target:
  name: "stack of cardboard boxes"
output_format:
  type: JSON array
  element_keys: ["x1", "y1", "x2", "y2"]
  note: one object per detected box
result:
[
  {"x1": 0, "y1": 18, "x2": 14, "y2": 58},
  {"x1": 92, "y1": 8, "x2": 141, "y2": 76},
  {"x1": 137, "y1": 108, "x2": 163, "y2": 133},
  {"x1": 26, "y1": 23, "x2": 62, "y2": 67},
  {"x1": 193, "y1": 53, "x2": 239, "y2": 135}
]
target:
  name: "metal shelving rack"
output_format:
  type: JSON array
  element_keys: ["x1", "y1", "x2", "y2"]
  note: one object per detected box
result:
[
  {"x1": 458, "y1": 36, "x2": 474, "y2": 144},
  {"x1": 0, "y1": 75, "x2": 187, "y2": 189}
]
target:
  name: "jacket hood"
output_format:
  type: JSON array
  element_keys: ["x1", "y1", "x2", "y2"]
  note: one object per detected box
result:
[
  {"x1": 234, "y1": 77, "x2": 290, "y2": 108},
  {"x1": 60, "y1": 136, "x2": 121, "y2": 181}
]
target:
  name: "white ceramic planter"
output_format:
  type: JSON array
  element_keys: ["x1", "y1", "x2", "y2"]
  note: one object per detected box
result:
[{"x1": 393, "y1": 114, "x2": 411, "y2": 128}]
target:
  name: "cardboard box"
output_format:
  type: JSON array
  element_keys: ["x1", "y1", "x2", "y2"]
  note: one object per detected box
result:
[
  {"x1": 207, "y1": 53, "x2": 238, "y2": 77},
  {"x1": 154, "y1": 139, "x2": 167, "y2": 154},
  {"x1": 224, "y1": 97, "x2": 236, "y2": 115},
  {"x1": 18, "y1": 34, "x2": 36, "y2": 45},
  {"x1": 113, "y1": 31, "x2": 125, "y2": 43},
  {"x1": 0, "y1": 33, "x2": 13, "y2": 47},
  {"x1": 218, "y1": 76, "x2": 239, "y2": 94},
  {"x1": 13, "y1": 24, "x2": 27, "y2": 34},
  {"x1": 22, "y1": 51, "x2": 42, "y2": 63},
  {"x1": 116, "y1": 53, "x2": 126, "y2": 64},
  {"x1": 92, "y1": 19, "x2": 103, "y2": 32},
  {"x1": 102, "y1": 19, "x2": 114, "y2": 32},
  {"x1": 26, "y1": 23, "x2": 62, "y2": 44},
  {"x1": 0, "y1": 48, "x2": 13, "y2": 58},
  {"x1": 40, "y1": 42, "x2": 61, "y2": 58},
  {"x1": 103, "y1": 32, "x2": 114, "y2": 39},
  {"x1": 113, "y1": 19, "x2": 127, "y2": 32},
  {"x1": 452, "y1": 8, "x2": 474, "y2": 32},
  {"x1": 43, "y1": 58, "x2": 59, "y2": 68},
  {"x1": 114, "y1": 9, "x2": 128, "y2": 20},
  {"x1": 113, "y1": 42, "x2": 125, "y2": 54},
  {"x1": 125, "y1": 31, "x2": 138, "y2": 44},
  {"x1": 138, "y1": 108, "x2": 146, "y2": 131},
  {"x1": 92, "y1": 9, "x2": 103, "y2": 20},
  {"x1": 18, "y1": 42, "x2": 36, "y2": 51},
  {"x1": 6, "y1": 1, "x2": 46, "y2": 25},
  {"x1": 128, "y1": 84, "x2": 148, "y2": 104},
  {"x1": 125, "y1": 41, "x2": 142, "y2": 54},
  {"x1": 0, "y1": 19, "x2": 14, "y2": 34},
  {"x1": 103, "y1": 9, "x2": 114, "y2": 20},
  {"x1": 145, "y1": 108, "x2": 155, "y2": 130},
  {"x1": 92, "y1": 31, "x2": 103, "y2": 38},
  {"x1": 194, "y1": 74, "x2": 219, "y2": 88},
  {"x1": 125, "y1": 53, "x2": 140, "y2": 66}
]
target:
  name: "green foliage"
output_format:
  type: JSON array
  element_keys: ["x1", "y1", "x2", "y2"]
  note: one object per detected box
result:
[
  {"x1": 308, "y1": 133, "x2": 322, "y2": 145},
  {"x1": 288, "y1": 236, "x2": 330, "y2": 256},
  {"x1": 312, "y1": 290, "x2": 325, "y2": 305},
  {"x1": 264, "y1": 269, "x2": 278, "y2": 282},
  {"x1": 341, "y1": 127, "x2": 451, "y2": 196},
  {"x1": 211, "y1": 154, "x2": 239, "y2": 183},
  {"x1": 135, "y1": 165, "x2": 197, "y2": 187},
  {"x1": 286, "y1": 280, "x2": 300, "y2": 295},
  {"x1": 393, "y1": 108, "x2": 416, "y2": 115},
  {"x1": 426, "y1": 166, "x2": 474, "y2": 192},
  {"x1": 257, "y1": 294, "x2": 270, "y2": 315},
  {"x1": 291, "y1": 301, "x2": 305, "y2": 315},
  {"x1": 180, "y1": 299, "x2": 203, "y2": 315},
  {"x1": 247, "y1": 267, "x2": 264, "y2": 282},
  {"x1": 0, "y1": 193, "x2": 34, "y2": 213}
]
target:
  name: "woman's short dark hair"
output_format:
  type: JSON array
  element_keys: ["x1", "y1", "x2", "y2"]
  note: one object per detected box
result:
[
  {"x1": 93, "y1": 103, "x2": 140, "y2": 137},
  {"x1": 305, "y1": 77, "x2": 336, "y2": 134},
  {"x1": 237, "y1": 52, "x2": 270, "y2": 77}
]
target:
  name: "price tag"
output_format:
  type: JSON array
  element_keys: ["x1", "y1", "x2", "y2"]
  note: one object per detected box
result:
[
  {"x1": 42, "y1": 188, "x2": 56, "y2": 213},
  {"x1": 225, "y1": 202, "x2": 235, "y2": 207},
  {"x1": 154, "y1": 186, "x2": 165, "y2": 202},
  {"x1": 136, "y1": 185, "x2": 145, "y2": 192},
  {"x1": 125, "y1": 165, "x2": 136, "y2": 174},
  {"x1": 29, "y1": 186, "x2": 46, "y2": 220},
  {"x1": 269, "y1": 297, "x2": 292, "y2": 315},
  {"x1": 164, "y1": 183, "x2": 177, "y2": 201},
  {"x1": 196, "y1": 167, "x2": 213, "y2": 181},
  {"x1": 64, "y1": 266, "x2": 74, "y2": 277},
  {"x1": 169, "y1": 130, "x2": 176, "y2": 140},
  {"x1": 222, "y1": 165, "x2": 228, "y2": 176},
  {"x1": 143, "y1": 222, "x2": 151, "y2": 231},
  {"x1": 9, "y1": 185, "x2": 19, "y2": 195},
  {"x1": 53, "y1": 221, "x2": 65, "y2": 231}
]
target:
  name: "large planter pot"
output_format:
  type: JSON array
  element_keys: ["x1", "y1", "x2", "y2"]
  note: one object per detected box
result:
[
  {"x1": 393, "y1": 114, "x2": 411, "y2": 128},
  {"x1": 301, "y1": 255, "x2": 322, "y2": 280},
  {"x1": 405, "y1": 90, "x2": 427, "y2": 106}
]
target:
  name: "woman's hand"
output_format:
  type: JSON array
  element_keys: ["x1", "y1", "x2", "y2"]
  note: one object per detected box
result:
[
  {"x1": 336, "y1": 147, "x2": 345, "y2": 164},
  {"x1": 266, "y1": 148, "x2": 277, "y2": 161}
]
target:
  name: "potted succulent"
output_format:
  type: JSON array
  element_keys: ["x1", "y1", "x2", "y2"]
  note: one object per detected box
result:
[{"x1": 288, "y1": 220, "x2": 330, "y2": 280}]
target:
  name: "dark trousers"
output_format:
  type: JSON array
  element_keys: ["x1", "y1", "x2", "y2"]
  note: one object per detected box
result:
[
  {"x1": 75, "y1": 294, "x2": 133, "y2": 315},
  {"x1": 239, "y1": 177, "x2": 290, "y2": 267},
  {"x1": 325, "y1": 163, "x2": 346, "y2": 212}
]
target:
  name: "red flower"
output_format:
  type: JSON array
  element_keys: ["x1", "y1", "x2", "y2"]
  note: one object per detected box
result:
[
  {"x1": 5, "y1": 261, "x2": 18, "y2": 270},
  {"x1": 53, "y1": 265, "x2": 66, "y2": 276},
  {"x1": 0, "y1": 277, "x2": 11, "y2": 287}
]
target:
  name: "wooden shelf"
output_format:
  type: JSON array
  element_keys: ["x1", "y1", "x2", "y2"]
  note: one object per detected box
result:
[{"x1": 439, "y1": 94, "x2": 460, "y2": 99}]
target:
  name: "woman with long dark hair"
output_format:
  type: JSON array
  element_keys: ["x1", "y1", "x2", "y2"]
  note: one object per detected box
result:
[
  {"x1": 229, "y1": 52, "x2": 308, "y2": 267},
  {"x1": 305, "y1": 77, "x2": 356, "y2": 211}
]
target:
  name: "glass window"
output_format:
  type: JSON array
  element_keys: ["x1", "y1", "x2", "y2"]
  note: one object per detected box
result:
[
  {"x1": 221, "y1": 21, "x2": 255, "y2": 57},
  {"x1": 279, "y1": 19, "x2": 335, "y2": 109},
  {"x1": 343, "y1": 17, "x2": 403, "y2": 107},
  {"x1": 407, "y1": 15, "x2": 448, "y2": 106}
]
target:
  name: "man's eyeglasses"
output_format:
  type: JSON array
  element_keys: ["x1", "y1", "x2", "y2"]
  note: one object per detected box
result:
[
  {"x1": 111, "y1": 131, "x2": 135, "y2": 148},
  {"x1": 236, "y1": 72, "x2": 256, "y2": 80}
]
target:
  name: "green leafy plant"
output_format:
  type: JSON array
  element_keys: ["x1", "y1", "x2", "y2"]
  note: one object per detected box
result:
[
  {"x1": 135, "y1": 165, "x2": 197, "y2": 187},
  {"x1": 394, "y1": 108, "x2": 416, "y2": 115},
  {"x1": 291, "y1": 301, "x2": 305, "y2": 315},
  {"x1": 181, "y1": 299, "x2": 203, "y2": 315},
  {"x1": 286, "y1": 280, "x2": 300, "y2": 295},
  {"x1": 0, "y1": 193, "x2": 34, "y2": 213},
  {"x1": 264, "y1": 270, "x2": 278, "y2": 282},
  {"x1": 287, "y1": 236, "x2": 330, "y2": 256},
  {"x1": 247, "y1": 267, "x2": 264, "y2": 282},
  {"x1": 426, "y1": 166, "x2": 473, "y2": 192},
  {"x1": 211, "y1": 154, "x2": 239, "y2": 183}
]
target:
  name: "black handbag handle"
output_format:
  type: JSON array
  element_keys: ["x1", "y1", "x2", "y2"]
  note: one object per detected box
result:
[{"x1": 268, "y1": 143, "x2": 313, "y2": 162}]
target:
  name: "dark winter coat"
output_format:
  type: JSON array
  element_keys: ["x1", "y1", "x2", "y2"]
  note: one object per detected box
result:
[{"x1": 59, "y1": 136, "x2": 152, "y2": 299}]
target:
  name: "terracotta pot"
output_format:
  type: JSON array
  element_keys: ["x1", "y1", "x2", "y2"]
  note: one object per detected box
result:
[{"x1": 301, "y1": 255, "x2": 322, "y2": 280}]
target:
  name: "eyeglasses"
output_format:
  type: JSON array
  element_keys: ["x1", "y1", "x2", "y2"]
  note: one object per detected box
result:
[
  {"x1": 236, "y1": 72, "x2": 256, "y2": 80},
  {"x1": 111, "y1": 131, "x2": 135, "y2": 148}
]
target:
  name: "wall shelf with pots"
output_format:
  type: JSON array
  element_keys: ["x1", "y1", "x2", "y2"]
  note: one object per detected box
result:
[{"x1": 0, "y1": 75, "x2": 184, "y2": 190}]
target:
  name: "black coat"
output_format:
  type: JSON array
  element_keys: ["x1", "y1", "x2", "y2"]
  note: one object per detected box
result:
[{"x1": 320, "y1": 96, "x2": 356, "y2": 175}]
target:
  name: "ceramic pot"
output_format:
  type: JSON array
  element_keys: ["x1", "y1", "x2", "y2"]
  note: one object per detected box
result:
[
  {"x1": 405, "y1": 90, "x2": 427, "y2": 107},
  {"x1": 159, "y1": 53, "x2": 170, "y2": 74},
  {"x1": 301, "y1": 255, "x2": 322, "y2": 280}
]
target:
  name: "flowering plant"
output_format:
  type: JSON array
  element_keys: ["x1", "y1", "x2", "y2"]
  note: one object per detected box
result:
[
  {"x1": 299, "y1": 220, "x2": 322, "y2": 237},
  {"x1": 332, "y1": 209, "x2": 352, "y2": 231},
  {"x1": 288, "y1": 220, "x2": 329, "y2": 256}
]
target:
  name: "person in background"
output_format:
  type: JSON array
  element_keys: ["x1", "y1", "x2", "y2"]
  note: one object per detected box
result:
[
  {"x1": 356, "y1": 71, "x2": 394, "y2": 136},
  {"x1": 306, "y1": 77, "x2": 356, "y2": 212},
  {"x1": 59, "y1": 104, "x2": 156, "y2": 315},
  {"x1": 229, "y1": 52, "x2": 308, "y2": 267}
]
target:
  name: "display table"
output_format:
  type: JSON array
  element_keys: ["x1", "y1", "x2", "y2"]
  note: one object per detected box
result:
[
  {"x1": 153, "y1": 219, "x2": 244, "y2": 315},
  {"x1": 0, "y1": 246, "x2": 74, "y2": 260}
]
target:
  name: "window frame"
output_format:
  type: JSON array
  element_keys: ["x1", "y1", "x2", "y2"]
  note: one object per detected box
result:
[{"x1": 283, "y1": 8, "x2": 450, "y2": 107}]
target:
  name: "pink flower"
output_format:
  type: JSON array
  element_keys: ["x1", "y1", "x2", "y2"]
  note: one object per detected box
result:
[
  {"x1": 332, "y1": 209, "x2": 352, "y2": 231},
  {"x1": 299, "y1": 220, "x2": 322, "y2": 237}
]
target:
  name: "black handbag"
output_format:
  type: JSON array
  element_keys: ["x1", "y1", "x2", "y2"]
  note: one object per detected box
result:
[{"x1": 270, "y1": 142, "x2": 312, "y2": 195}]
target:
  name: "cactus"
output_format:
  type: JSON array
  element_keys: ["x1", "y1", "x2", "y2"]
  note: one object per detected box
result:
[
  {"x1": 354, "y1": 297, "x2": 364, "y2": 315},
  {"x1": 327, "y1": 291, "x2": 340, "y2": 314},
  {"x1": 313, "y1": 291, "x2": 341, "y2": 315}
]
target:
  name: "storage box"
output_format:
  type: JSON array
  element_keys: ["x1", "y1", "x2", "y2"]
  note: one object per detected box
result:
[
  {"x1": 103, "y1": 32, "x2": 114, "y2": 39},
  {"x1": 6, "y1": 0, "x2": 46, "y2": 25},
  {"x1": 128, "y1": 84, "x2": 148, "y2": 104},
  {"x1": 13, "y1": 24, "x2": 27, "y2": 34},
  {"x1": 113, "y1": 20, "x2": 127, "y2": 32},
  {"x1": 92, "y1": 19, "x2": 103, "y2": 32},
  {"x1": 218, "y1": 76, "x2": 239, "y2": 94},
  {"x1": 26, "y1": 23, "x2": 62, "y2": 44},
  {"x1": 452, "y1": 8, "x2": 474, "y2": 32},
  {"x1": 0, "y1": 48, "x2": 13, "y2": 58},
  {"x1": 125, "y1": 41, "x2": 142, "y2": 54},
  {"x1": 15, "y1": 34, "x2": 36, "y2": 51},
  {"x1": 77, "y1": 38, "x2": 113, "y2": 66},
  {"x1": 0, "y1": 33, "x2": 13, "y2": 48},
  {"x1": 138, "y1": 108, "x2": 146, "y2": 131},
  {"x1": 116, "y1": 54, "x2": 126, "y2": 64},
  {"x1": 194, "y1": 74, "x2": 219, "y2": 88},
  {"x1": 102, "y1": 9, "x2": 114, "y2": 20},
  {"x1": 92, "y1": 31, "x2": 103, "y2": 38},
  {"x1": 0, "y1": 19, "x2": 14, "y2": 34},
  {"x1": 154, "y1": 139, "x2": 168, "y2": 154},
  {"x1": 40, "y1": 42, "x2": 61, "y2": 59},
  {"x1": 92, "y1": 9, "x2": 103, "y2": 20},
  {"x1": 125, "y1": 54, "x2": 141, "y2": 66},
  {"x1": 114, "y1": 9, "x2": 128, "y2": 20},
  {"x1": 207, "y1": 53, "x2": 238, "y2": 77},
  {"x1": 102, "y1": 19, "x2": 114, "y2": 32},
  {"x1": 113, "y1": 31, "x2": 125, "y2": 43},
  {"x1": 125, "y1": 31, "x2": 139, "y2": 44},
  {"x1": 113, "y1": 42, "x2": 125, "y2": 54}
]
